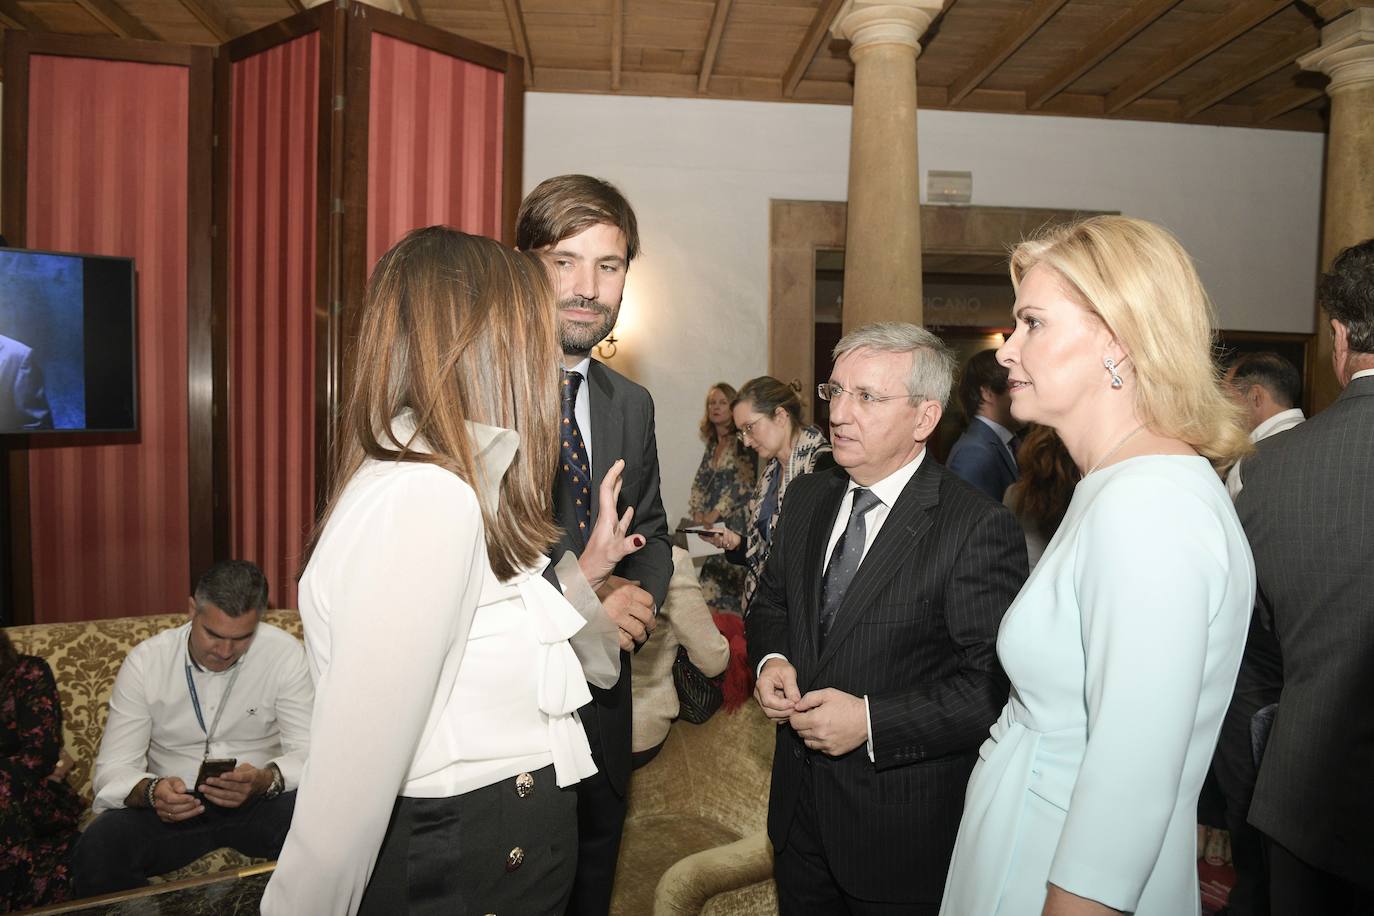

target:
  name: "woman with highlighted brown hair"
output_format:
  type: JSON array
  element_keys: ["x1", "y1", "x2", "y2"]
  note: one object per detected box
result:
[
  {"x1": 1001, "y1": 424, "x2": 1080, "y2": 571},
  {"x1": 687, "y1": 382, "x2": 756, "y2": 614},
  {"x1": 263, "y1": 228, "x2": 637, "y2": 916},
  {"x1": 941, "y1": 216, "x2": 1256, "y2": 916}
]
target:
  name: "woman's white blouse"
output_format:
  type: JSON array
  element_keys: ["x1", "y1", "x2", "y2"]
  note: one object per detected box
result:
[{"x1": 262, "y1": 419, "x2": 600, "y2": 916}]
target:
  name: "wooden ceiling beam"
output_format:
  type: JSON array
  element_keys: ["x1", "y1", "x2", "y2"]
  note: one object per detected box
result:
[
  {"x1": 1104, "y1": 0, "x2": 1290, "y2": 114},
  {"x1": 398, "y1": 0, "x2": 422, "y2": 22},
  {"x1": 284, "y1": 0, "x2": 303, "y2": 12},
  {"x1": 1254, "y1": 85, "x2": 1324, "y2": 121},
  {"x1": 177, "y1": 0, "x2": 248, "y2": 42},
  {"x1": 611, "y1": 0, "x2": 623, "y2": 90},
  {"x1": 783, "y1": 0, "x2": 844, "y2": 98},
  {"x1": 1027, "y1": 0, "x2": 1182, "y2": 109},
  {"x1": 698, "y1": 0, "x2": 734, "y2": 94},
  {"x1": 0, "y1": 0, "x2": 50, "y2": 30},
  {"x1": 946, "y1": 0, "x2": 1069, "y2": 105},
  {"x1": 74, "y1": 0, "x2": 158, "y2": 40},
  {"x1": 1180, "y1": 27, "x2": 1318, "y2": 118},
  {"x1": 501, "y1": 0, "x2": 533, "y2": 85}
]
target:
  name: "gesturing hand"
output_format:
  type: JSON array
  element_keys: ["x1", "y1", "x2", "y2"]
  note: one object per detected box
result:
[
  {"x1": 597, "y1": 575, "x2": 657, "y2": 651},
  {"x1": 578, "y1": 459, "x2": 645, "y2": 591}
]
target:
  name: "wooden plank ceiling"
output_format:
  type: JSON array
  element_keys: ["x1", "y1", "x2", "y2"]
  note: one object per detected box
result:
[{"x1": 8, "y1": 0, "x2": 1367, "y2": 131}]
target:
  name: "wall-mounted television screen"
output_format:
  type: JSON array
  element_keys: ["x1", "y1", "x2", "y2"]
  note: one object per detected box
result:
[{"x1": 0, "y1": 248, "x2": 137, "y2": 434}]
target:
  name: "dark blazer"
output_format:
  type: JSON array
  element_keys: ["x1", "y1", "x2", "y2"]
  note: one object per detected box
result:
[
  {"x1": 746, "y1": 458, "x2": 1026, "y2": 903},
  {"x1": 945, "y1": 418, "x2": 1017, "y2": 502},
  {"x1": 552, "y1": 359, "x2": 672, "y2": 796},
  {"x1": 1235, "y1": 373, "x2": 1374, "y2": 886}
]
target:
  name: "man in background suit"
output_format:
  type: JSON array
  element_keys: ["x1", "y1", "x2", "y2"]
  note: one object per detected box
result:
[
  {"x1": 517, "y1": 174, "x2": 673, "y2": 916},
  {"x1": 1212, "y1": 351, "x2": 1305, "y2": 916},
  {"x1": 747, "y1": 322, "x2": 1027, "y2": 914},
  {"x1": 1235, "y1": 238, "x2": 1374, "y2": 914},
  {"x1": 946, "y1": 348, "x2": 1019, "y2": 500}
]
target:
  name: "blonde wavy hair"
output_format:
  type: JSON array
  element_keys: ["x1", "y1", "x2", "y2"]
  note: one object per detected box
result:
[{"x1": 1009, "y1": 216, "x2": 1250, "y2": 471}]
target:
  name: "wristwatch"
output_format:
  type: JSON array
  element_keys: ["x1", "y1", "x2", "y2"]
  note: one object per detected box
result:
[{"x1": 263, "y1": 764, "x2": 285, "y2": 800}]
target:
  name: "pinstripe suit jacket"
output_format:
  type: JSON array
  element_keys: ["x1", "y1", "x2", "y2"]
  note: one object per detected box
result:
[
  {"x1": 746, "y1": 457, "x2": 1027, "y2": 903},
  {"x1": 1235, "y1": 373, "x2": 1374, "y2": 885}
]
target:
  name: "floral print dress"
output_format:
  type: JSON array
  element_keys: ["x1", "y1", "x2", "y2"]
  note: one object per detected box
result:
[
  {"x1": 688, "y1": 438, "x2": 757, "y2": 614},
  {"x1": 1, "y1": 655, "x2": 83, "y2": 910}
]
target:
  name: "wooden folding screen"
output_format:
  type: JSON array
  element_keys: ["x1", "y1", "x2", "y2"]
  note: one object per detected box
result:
[
  {"x1": 2, "y1": 35, "x2": 214, "y2": 623},
  {"x1": 1, "y1": 7, "x2": 521, "y2": 621},
  {"x1": 216, "y1": 5, "x2": 522, "y2": 609}
]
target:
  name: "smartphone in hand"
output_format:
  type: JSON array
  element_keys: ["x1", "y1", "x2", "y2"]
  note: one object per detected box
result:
[{"x1": 194, "y1": 757, "x2": 237, "y2": 792}]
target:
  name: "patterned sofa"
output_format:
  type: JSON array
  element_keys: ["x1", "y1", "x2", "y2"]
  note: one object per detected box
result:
[
  {"x1": 612, "y1": 703, "x2": 779, "y2": 916},
  {"x1": 6, "y1": 608, "x2": 303, "y2": 884}
]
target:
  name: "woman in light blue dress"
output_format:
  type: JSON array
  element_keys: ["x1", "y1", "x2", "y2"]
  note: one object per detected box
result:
[{"x1": 940, "y1": 216, "x2": 1256, "y2": 916}]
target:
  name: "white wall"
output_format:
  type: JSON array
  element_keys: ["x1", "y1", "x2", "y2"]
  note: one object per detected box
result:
[{"x1": 523, "y1": 93, "x2": 1326, "y2": 523}]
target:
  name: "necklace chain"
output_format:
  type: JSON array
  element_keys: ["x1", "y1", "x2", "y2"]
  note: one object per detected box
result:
[{"x1": 1087, "y1": 424, "x2": 1145, "y2": 475}]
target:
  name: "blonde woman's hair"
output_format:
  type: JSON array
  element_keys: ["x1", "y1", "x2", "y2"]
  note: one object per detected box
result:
[
  {"x1": 305, "y1": 226, "x2": 562, "y2": 581},
  {"x1": 1009, "y1": 215, "x2": 1250, "y2": 471}
]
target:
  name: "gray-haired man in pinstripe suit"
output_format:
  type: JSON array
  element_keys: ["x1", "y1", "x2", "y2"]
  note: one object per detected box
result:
[{"x1": 747, "y1": 323, "x2": 1027, "y2": 914}]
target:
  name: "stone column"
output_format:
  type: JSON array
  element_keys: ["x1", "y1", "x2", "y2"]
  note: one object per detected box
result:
[
  {"x1": 832, "y1": 0, "x2": 943, "y2": 333},
  {"x1": 1299, "y1": 7, "x2": 1374, "y2": 411}
]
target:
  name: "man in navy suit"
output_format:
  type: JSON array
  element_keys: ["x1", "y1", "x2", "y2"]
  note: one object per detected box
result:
[{"x1": 945, "y1": 348, "x2": 1020, "y2": 501}]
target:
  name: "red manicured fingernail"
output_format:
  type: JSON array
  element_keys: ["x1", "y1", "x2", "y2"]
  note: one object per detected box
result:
[{"x1": 633, "y1": 536, "x2": 644, "y2": 547}]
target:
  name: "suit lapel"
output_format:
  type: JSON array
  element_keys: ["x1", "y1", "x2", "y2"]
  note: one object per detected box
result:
[
  {"x1": 979, "y1": 420, "x2": 1017, "y2": 479},
  {"x1": 587, "y1": 361, "x2": 620, "y2": 527},
  {"x1": 802, "y1": 473, "x2": 848, "y2": 672},
  {"x1": 814, "y1": 459, "x2": 940, "y2": 674}
]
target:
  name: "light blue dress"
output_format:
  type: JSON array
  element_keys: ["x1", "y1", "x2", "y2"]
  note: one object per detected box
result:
[{"x1": 941, "y1": 456, "x2": 1254, "y2": 915}]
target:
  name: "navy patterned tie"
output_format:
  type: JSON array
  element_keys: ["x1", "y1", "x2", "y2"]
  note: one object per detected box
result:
[
  {"x1": 818, "y1": 488, "x2": 882, "y2": 647},
  {"x1": 561, "y1": 370, "x2": 593, "y2": 546}
]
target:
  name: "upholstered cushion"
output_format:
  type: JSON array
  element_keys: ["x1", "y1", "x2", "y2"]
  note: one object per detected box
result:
[
  {"x1": 611, "y1": 704, "x2": 778, "y2": 916},
  {"x1": 5, "y1": 609, "x2": 304, "y2": 883}
]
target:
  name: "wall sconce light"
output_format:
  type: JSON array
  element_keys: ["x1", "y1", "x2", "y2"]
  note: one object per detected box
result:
[
  {"x1": 595, "y1": 328, "x2": 620, "y2": 359},
  {"x1": 927, "y1": 170, "x2": 973, "y2": 205}
]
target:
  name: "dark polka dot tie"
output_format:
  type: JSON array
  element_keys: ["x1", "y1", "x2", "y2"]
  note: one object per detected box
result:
[{"x1": 561, "y1": 369, "x2": 593, "y2": 546}]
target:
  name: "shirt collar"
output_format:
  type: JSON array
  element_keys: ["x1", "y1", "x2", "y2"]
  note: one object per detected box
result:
[
  {"x1": 975, "y1": 415, "x2": 1015, "y2": 446},
  {"x1": 565, "y1": 356, "x2": 592, "y2": 379},
  {"x1": 1250, "y1": 407, "x2": 1305, "y2": 442},
  {"x1": 844, "y1": 450, "x2": 926, "y2": 509},
  {"x1": 1351, "y1": 368, "x2": 1374, "y2": 382},
  {"x1": 387, "y1": 409, "x2": 520, "y2": 513}
]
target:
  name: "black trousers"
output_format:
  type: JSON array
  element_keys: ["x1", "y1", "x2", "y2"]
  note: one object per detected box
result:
[
  {"x1": 1266, "y1": 837, "x2": 1374, "y2": 916},
  {"x1": 359, "y1": 766, "x2": 577, "y2": 916},
  {"x1": 564, "y1": 767, "x2": 628, "y2": 916},
  {"x1": 71, "y1": 791, "x2": 295, "y2": 897},
  {"x1": 775, "y1": 764, "x2": 938, "y2": 916}
]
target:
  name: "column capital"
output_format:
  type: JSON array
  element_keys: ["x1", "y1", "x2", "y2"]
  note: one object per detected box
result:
[
  {"x1": 831, "y1": 0, "x2": 945, "y2": 58},
  {"x1": 1299, "y1": 7, "x2": 1374, "y2": 95}
]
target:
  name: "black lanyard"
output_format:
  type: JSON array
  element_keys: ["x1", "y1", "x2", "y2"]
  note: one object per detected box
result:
[{"x1": 185, "y1": 641, "x2": 242, "y2": 759}]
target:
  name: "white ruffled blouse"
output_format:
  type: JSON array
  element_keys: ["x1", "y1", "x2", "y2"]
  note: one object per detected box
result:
[{"x1": 262, "y1": 413, "x2": 616, "y2": 916}]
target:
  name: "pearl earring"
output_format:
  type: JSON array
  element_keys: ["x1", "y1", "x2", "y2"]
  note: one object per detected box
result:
[{"x1": 1104, "y1": 358, "x2": 1124, "y2": 389}]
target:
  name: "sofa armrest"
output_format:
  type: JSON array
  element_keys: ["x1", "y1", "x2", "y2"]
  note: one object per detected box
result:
[{"x1": 653, "y1": 829, "x2": 774, "y2": 916}]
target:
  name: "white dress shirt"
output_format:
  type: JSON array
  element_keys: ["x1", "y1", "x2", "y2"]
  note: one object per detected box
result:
[
  {"x1": 760, "y1": 450, "x2": 927, "y2": 760},
  {"x1": 1353, "y1": 368, "x2": 1374, "y2": 382},
  {"x1": 1226, "y1": 407, "x2": 1306, "y2": 499},
  {"x1": 91, "y1": 621, "x2": 313, "y2": 813},
  {"x1": 263, "y1": 413, "x2": 614, "y2": 916}
]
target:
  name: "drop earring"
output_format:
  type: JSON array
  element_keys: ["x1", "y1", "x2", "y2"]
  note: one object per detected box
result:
[{"x1": 1104, "y1": 357, "x2": 1124, "y2": 389}]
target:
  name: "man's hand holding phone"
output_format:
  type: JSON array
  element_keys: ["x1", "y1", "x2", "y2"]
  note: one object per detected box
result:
[{"x1": 197, "y1": 758, "x2": 274, "y2": 809}]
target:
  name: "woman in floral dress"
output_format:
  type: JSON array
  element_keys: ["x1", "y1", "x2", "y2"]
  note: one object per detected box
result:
[{"x1": 687, "y1": 383, "x2": 757, "y2": 614}]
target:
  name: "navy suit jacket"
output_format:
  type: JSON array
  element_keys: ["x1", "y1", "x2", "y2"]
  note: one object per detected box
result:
[{"x1": 945, "y1": 418, "x2": 1016, "y2": 501}]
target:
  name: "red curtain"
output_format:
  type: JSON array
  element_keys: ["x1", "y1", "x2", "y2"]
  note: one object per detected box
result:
[
  {"x1": 24, "y1": 55, "x2": 192, "y2": 622},
  {"x1": 367, "y1": 32, "x2": 505, "y2": 270},
  {"x1": 229, "y1": 33, "x2": 319, "y2": 610}
]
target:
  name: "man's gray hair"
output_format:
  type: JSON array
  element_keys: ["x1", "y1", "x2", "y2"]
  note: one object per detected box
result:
[{"x1": 832, "y1": 322, "x2": 957, "y2": 408}]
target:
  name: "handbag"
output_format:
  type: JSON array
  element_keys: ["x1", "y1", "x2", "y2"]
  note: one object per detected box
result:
[{"x1": 672, "y1": 645, "x2": 724, "y2": 724}]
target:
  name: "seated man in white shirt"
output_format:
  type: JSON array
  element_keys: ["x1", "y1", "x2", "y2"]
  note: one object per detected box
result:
[{"x1": 72, "y1": 560, "x2": 314, "y2": 897}]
